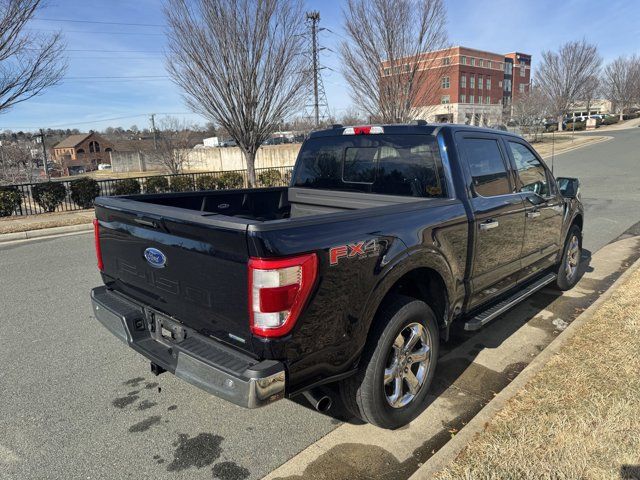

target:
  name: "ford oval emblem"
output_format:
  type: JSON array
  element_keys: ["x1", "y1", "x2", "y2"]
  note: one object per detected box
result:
[{"x1": 144, "y1": 247, "x2": 167, "y2": 268}]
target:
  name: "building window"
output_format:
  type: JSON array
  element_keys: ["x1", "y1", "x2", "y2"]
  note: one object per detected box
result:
[
  {"x1": 487, "y1": 96, "x2": 491, "y2": 104},
  {"x1": 478, "y1": 77, "x2": 483, "y2": 90},
  {"x1": 519, "y1": 83, "x2": 526, "y2": 93},
  {"x1": 461, "y1": 75, "x2": 466, "y2": 88},
  {"x1": 89, "y1": 141, "x2": 100, "y2": 153},
  {"x1": 504, "y1": 62, "x2": 512, "y2": 75},
  {"x1": 487, "y1": 60, "x2": 492, "y2": 69},
  {"x1": 470, "y1": 57, "x2": 475, "y2": 66},
  {"x1": 441, "y1": 76, "x2": 450, "y2": 88},
  {"x1": 486, "y1": 77, "x2": 491, "y2": 90},
  {"x1": 383, "y1": 67, "x2": 390, "y2": 76},
  {"x1": 442, "y1": 57, "x2": 450, "y2": 66},
  {"x1": 76, "y1": 148, "x2": 85, "y2": 154},
  {"x1": 504, "y1": 79, "x2": 512, "y2": 92},
  {"x1": 470, "y1": 76, "x2": 475, "y2": 89},
  {"x1": 499, "y1": 80, "x2": 503, "y2": 87},
  {"x1": 461, "y1": 94, "x2": 466, "y2": 103},
  {"x1": 478, "y1": 59, "x2": 484, "y2": 67},
  {"x1": 479, "y1": 96, "x2": 483, "y2": 104},
  {"x1": 469, "y1": 95, "x2": 474, "y2": 104},
  {"x1": 441, "y1": 95, "x2": 450, "y2": 104},
  {"x1": 461, "y1": 56, "x2": 467, "y2": 65},
  {"x1": 403, "y1": 63, "x2": 410, "y2": 72}
]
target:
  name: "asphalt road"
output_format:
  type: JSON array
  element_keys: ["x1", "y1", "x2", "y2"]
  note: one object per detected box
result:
[{"x1": 1, "y1": 126, "x2": 639, "y2": 480}]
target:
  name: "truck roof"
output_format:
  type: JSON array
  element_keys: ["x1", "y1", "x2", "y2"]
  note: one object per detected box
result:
[{"x1": 308, "y1": 122, "x2": 522, "y2": 139}]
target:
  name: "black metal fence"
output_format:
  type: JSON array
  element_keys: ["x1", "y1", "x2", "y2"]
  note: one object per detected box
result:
[{"x1": 1, "y1": 165, "x2": 294, "y2": 217}]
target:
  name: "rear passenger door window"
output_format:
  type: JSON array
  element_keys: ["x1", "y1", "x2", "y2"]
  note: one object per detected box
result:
[
  {"x1": 508, "y1": 142, "x2": 550, "y2": 197},
  {"x1": 462, "y1": 138, "x2": 511, "y2": 197}
]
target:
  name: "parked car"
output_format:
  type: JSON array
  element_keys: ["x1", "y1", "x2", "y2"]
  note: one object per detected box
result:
[
  {"x1": 98, "y1": 163, "x2": 112, "y2": 170},
  {"x1": 220, "y1": 139, "x2": 237, "y2": 147},
  {"x1": 90, "y1": 123, "x2": 583, "y2": 429}
]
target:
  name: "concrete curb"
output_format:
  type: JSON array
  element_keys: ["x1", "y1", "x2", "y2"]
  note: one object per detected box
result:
[
  {"x1": 0, "y1": 222, "x2": 93, "y2": 244},
  {"x1": 410, "y1": 255, "x2": 640, "y2": 479}
]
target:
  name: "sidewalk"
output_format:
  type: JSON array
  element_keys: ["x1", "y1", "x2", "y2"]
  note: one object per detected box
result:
[
  {"x1": 423, "y1": 262, "x2": 640, "y2": 480},
  {"x1": 0, "y1": 210, "x2": 94, "y2": 235}
]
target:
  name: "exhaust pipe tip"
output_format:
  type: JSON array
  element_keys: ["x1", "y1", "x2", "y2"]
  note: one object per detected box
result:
[{"x1": 302, "y1": 389, "x2": 332, "y2": 412}]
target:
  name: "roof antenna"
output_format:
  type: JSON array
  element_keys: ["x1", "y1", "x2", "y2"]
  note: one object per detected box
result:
[{"x1": 551, "y1": 130, "x2": 555, "y2": 174}]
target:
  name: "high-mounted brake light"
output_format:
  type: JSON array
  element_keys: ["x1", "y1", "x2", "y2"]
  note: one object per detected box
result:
[
  {"x1": 343, "y1": 125, "x2": 384, "y2": 135},
  {"x1": 248, "y1": 253, "x2": 317, "y2": 338},
  {"x1": 93, "y1": 218, "x2": 104, "y2": 271}
]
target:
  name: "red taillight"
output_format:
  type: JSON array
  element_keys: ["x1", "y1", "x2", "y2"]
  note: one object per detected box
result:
[
  {"x1": 248, "y1": 253, "x2": 317, "y2": 338},
  {"x1": 93, "y1": 218, "x2": 104, "y2": 271}
]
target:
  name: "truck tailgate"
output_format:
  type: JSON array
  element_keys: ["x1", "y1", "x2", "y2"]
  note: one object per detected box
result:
[{"x1": 95, "y1": 201, "x2": 254, "y2": 353}]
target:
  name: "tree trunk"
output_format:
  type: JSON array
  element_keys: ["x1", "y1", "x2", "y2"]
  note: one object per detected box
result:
[
  {"x1": 242, "y1": 149, "x2": 257, "y2": 187},
  {"x1": 557, "y1": 114, "x2": 564, "y2": 132},
  {"x1": 619, "y1": 109, "x2": 625, "y2": 121}
]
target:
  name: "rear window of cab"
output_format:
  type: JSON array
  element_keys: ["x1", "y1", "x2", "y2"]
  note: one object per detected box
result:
[{"x1": 292, "y1": 134, "x2": 448, "y2": 198}]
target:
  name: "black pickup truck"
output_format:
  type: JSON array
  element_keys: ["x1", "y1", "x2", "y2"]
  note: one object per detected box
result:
[{"x1": 90, "y1": 123, "x2": 583, "y2": 429}]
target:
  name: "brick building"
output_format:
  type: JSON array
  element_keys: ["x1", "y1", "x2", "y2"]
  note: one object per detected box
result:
[
  {"x1": 382, "y1": 46, "x2": 531, "y2": 125},
  {"x1": 51, "y1": 132, "x2": 114, "y2": 175}
]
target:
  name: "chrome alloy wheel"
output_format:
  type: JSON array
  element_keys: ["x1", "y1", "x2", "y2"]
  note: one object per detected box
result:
[
  {"x1": 384, "y1": 322, "x2": 432, "y2": 408},
  {"x1": 565, "y1": 235, "x2": 580, "y2": 281}
]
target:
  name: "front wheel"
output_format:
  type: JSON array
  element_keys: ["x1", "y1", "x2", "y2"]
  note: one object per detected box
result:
[
  {"x1": 556, "y1": 225, "x2": 582, "y2": 290},
  {"x1": 339, "y1": 295, "x2": 439, "y2": 429}
]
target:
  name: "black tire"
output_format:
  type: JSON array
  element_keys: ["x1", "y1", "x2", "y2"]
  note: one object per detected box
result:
[
  {"x1": 556, "y1": 224, "x2": 582, "y2": 291},
  {"x1": 339, "y1": 295, "x2": 439, "y2": 429}
]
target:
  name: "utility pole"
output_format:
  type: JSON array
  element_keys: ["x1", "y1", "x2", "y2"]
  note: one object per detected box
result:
[
  {"x1": 40, "y1": 128, "x2": 49, "y2": 180},
  {"x1": 306, "y1": 11, "x2": 320, "y2": 127},
  {"x1": 150, "y1": 114, "x2": 158, "y2": 150}
]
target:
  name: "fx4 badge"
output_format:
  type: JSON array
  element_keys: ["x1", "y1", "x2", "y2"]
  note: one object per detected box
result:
[{"x1": 329, "y1": 239, "x2": 381, "y2": 266}]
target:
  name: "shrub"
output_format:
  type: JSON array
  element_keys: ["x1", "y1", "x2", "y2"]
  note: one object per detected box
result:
[
  {"x1": 145, "y1": 176, "x2": 169, "y2": 194},
  {"x1": 113, "y1": 178, "x2": 141, "y2": 196},
  {"x1": 32, "y1": 181, "x2": 67, "y2": 212},
  {"x1": 258, "y1": 169, "x2": 282, "y2": 187},
  {"x1": 602, "y1": 116, "x2": 619, "y2": 125},
  {"x1": 70, "y1": 177, "x2": 100, "y2": 208},
  {"x1": 196, "y1": 175, "x2": 217, "y2": 191},
  {"x1": 545, "y1": 124, "x2": 558, "y2": 133},
  {"x1": 572, "y1": 121, "x2": 586, "y2": 131},
  {"x1": 215, "y1": 171, "x2": 244, "y2": 190},
  {"x1": 0, "y1": 187, "x2": 21, "y2": 217},
  {"x1": 171, "y1": 176, "x2": 194, "y2": 192}
]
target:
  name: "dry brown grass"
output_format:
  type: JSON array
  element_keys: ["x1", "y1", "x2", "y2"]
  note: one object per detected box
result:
[
  {"x1": 0, "y1": 210, "x2": 94, "y2": 234},
  {"x1": 435, "y1": 267, "x2": 640, "y2": 480},
  {"x1": 531, "y1": 134, "x2": 603, "y2": 159}
]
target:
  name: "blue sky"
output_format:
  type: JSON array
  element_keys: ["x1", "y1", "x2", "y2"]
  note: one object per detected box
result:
[{"x1": 2, "y1": 0, "x2": 639, "y2": 132}]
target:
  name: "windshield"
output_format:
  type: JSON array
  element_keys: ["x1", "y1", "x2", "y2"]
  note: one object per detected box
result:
[{"x1": 292, "y1": 134, "x2": 447, "y2": 198}]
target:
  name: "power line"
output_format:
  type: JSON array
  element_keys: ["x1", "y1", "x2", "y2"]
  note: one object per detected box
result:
[
  {"x1": 64, "y1": 75, "x2": 168, "y2": 79},
  {"x1": 33, "y1": 18, "x2": 164, "y2": 27},
  {"x1": 26, "y1": 28, "x2": 165, "y2": 36},
  {"x1": 0, "y1": 112, "x2": 196, "y2": 130}
]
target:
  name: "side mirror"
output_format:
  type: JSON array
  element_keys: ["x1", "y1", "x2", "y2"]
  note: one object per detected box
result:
[{"x1": 556, "y1": 177, "x2": 580, "y2": 199}]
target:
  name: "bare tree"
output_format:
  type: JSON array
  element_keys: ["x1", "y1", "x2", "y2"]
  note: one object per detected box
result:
[
  {"x1": 0, "y1": 0, "x2": 66, "y2": 114},
  {"x1": 155, "y1": 116, "x2": 197, "y2": 174},
  {"x1": 339, "y1": 106, "x2": 367, "y2": 126},
  {"x1": 511, "y1": 85, "x2": 548, "y2": 142},
  {"x1": 340, "y1": 0, "x2": 448, "y2": 123},
  {"x1": 165, "y1": 0, "x2": 307, "y2": 186},
  {"x1": 579, "y1": 74, "x2": 601, "y2": 117},
  {"x1": 0, "y1": 142, "x2": 36, "y2": 184},
  {"x1": 603, "y1": 55, "x2": 640, "y2": 120},
  {"x1": 535, "y1": 40, "x2": 601, "y2": 131}
]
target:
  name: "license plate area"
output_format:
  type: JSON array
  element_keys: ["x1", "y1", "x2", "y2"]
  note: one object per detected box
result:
[{"x1": 148, "y1": 310, "x2": 187, "y2": 345}]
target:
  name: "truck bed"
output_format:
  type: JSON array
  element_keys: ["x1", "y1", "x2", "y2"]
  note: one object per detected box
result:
[{"x1": 121, "y1": 186, "x2": 424, "y2": 222}]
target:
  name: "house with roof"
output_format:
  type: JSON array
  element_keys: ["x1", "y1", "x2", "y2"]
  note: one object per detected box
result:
[{"x1": 51, "y1": 132, "x2": 114, "y2": 175}]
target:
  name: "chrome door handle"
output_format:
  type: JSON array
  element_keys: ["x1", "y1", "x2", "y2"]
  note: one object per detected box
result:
[
  {"x1": 480, "y1": 220, "x2": 499, "y2": 231},
  {"x1": 526, "y1": 211, "x2": 541, "y2": 218}
]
